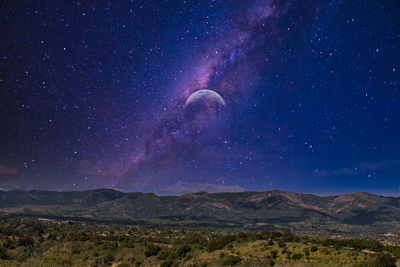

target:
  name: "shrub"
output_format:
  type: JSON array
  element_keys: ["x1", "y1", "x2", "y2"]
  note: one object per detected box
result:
[
  {"x1": 372, "y1": 252, "x2": 396, "y2": 267},
  {"x1": 271, "y1": 250, "x2": 278, "y2": 258},
  {"x1": 103, "y1": 253, "x2": 115, "y2": 264},
  {"x1": 161, "y1": 260, "x2": 173, "y2": 267},
  {"x1": 185, "y1": 233, "x2": 207, "y2": 247},
  {"x1": 157, "y1": 248, "x2": 171, "y2": 260},
  {"x1": 292, "y1": 253, "x2": 303, "y2": 260},
  {"x1": 57, "y1": 256, "x2": 73, "y2": 265},
  {"x1": 282, "y1": 229, "x2": 295, "y2": 242},
  {"x1": 176, "y1": 244, "x2": 191, "y2": 258},
  {"x1": 71, "y1": 246, "x2": 80, "y2": 254},
  {"x1": 304, "y1": 248, "x2": 310, "y2": 257},
  {"x1": 0, "y1": 246, "x2": 9, "y2": 260},
  {"x1": 277, "y1": 239, "x2": 286, "y2": 248},
  {"x1": 144, "y1": 244, "x2": 161, "y2": 257},
  {"x1": 207, "y1": 235, "x2": 236, "y2": 252},
  {"x1": 221, "y1": 255, "x2": 241, "y2": 266},
  {"x1": 18, "y1": 236, "x2": 34, "y2": 247}
]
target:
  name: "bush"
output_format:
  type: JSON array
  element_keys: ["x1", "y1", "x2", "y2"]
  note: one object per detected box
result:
[
  {"x1": 103, "y1": 253, "x2": 115, "y2": 264},
  {"x1": 71, "y1": 246, "x2": 80, "y2": 254},
  {"x1": 57, "y1": 256, "x2": 73, "y2": 265},
  {"x1": 282, "y1": 229, "x2": 295, "y2": 242},
  {"x1": 310, "y1": 246, "x2": 318, "y2": 252},
  {"x1": 144, "y1": 244, "x2": 161, "y2": 257},
  {"x1": 385, "y1": 246, "x2": 400, "y2": 258},
  {"x1": 18, "y1": 236, "x2": 34, "y2": 247},
  {"x1": 320, "y1": 238, "x2": 384, "y2": 252},
  {"x1": 238, "y1": 232, "x2": 249, "y2": 241},
  {"x1": 271, "y1": 250, "x2": 278, "y2": 258},
  {"x1": 160, "y1": 261, "x2": 173, "y2": 267},
  {"x1": 207, "y1": 235, "x2": 236, "y2": 252},
  {"x1": 304, "y1": 248, "x2": 310, "y2": 257},
  {"x1": 185, "y1": 233, "x2": 207, "y2": 247},
  {"x1": 157, "y1": 248, "x2": 171, "y2": 260},
  {"x1": 277, "y1": 239, "x2": 286, "y2": 248},
  {"x1": 372, "y1": 252, "x2": 396, "y2": 267},
  {"x1": 0, "y1": 246, "x2": 9, "y2": 260},
  {"x1": 221, "y1": 255, "x2": 241, "y2": 266},
  {"x1": 292, "y1": 253, "x2": 303, "y2": 260},
  {"x1": 176, "y1": 244, "x2": 191, "y2": 258}
]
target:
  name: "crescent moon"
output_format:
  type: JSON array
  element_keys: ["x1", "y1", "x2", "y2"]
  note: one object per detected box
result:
[{"x1": 184, "y1": 89, "x2": 226, "y2": 108}]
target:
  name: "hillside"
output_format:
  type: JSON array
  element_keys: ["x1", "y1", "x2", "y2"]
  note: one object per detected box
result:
[
  {"x1": 1, "y1": 216, "x2": 399, "y2": 266},
  {"x1": 1, "y1": 189, "x2": 400, "y2": 239}
]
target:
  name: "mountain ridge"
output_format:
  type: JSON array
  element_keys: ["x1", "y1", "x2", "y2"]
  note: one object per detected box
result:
[{"x1": 1, "y1": 189, "x2": 400, "y2": 234}]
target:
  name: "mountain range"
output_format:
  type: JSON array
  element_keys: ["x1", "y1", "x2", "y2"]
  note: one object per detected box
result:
[{"x1": 1, "y1": 189, "x2": 400, "y2": 236}]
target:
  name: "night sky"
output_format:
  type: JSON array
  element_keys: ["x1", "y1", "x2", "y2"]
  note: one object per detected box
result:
[{"x1": 1, "y1": 0, "x2": 399, "y2": 195}]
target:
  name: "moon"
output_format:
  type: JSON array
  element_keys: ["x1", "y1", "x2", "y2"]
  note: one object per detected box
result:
[
  {"x1": 183, "y1": 89, "x2": 226, "y2": 126},
  {"x1": 184, "y1": 89, "x2": 226, "y2": 109}
]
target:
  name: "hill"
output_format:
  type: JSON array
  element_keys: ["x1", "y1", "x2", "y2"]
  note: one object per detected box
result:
[
  {"x1": 1, "y1": 189, "x2": 400, "y2": 240},
  {"x1": 1, "y1": 216, "x2": 399, "y2": 266}
]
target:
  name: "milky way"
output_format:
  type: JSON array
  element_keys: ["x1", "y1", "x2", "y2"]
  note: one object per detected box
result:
[
  {"x1": 1, "y1": 0, "x2": 399, "y2": 194},
  {"x1": 90, "y1": 0, "x2": 328, "y2": 191}
]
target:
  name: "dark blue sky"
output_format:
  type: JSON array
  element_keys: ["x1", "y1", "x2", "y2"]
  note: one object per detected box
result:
[{"x1": 1, "y1": 0, "x2": 399, "y2": 195}]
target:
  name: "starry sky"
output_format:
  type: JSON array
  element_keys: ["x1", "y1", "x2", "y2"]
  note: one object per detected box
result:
[{"x1": 1, "y1": 0, "x2": 399, "y2": 195}]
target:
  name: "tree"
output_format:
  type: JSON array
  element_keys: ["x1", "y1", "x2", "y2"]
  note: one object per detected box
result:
[{"x1": 372, "y1": 252, "x2": 396, "y2": 267}]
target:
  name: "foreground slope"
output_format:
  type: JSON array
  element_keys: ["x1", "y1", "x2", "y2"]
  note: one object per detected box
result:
[{"x1": 0, "y1": 216, "x2": 399, "y2": 267}]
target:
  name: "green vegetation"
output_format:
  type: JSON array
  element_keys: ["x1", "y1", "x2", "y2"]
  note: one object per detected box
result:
[
  {"x1": 0, "y1": 216, "x2": 399, "y2": 266},
  {"x1": 2, "y1": 189, "x2": 400, "y2": 245}
]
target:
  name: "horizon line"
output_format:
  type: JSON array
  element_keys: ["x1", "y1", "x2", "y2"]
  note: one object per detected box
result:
[{"x1": 1, "y1": 187, "x2": 399, "y2": 198}]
